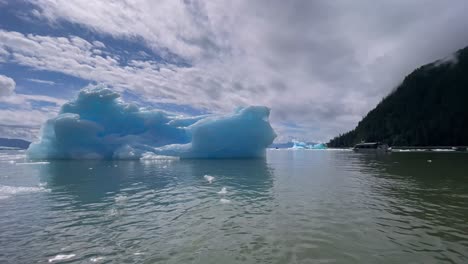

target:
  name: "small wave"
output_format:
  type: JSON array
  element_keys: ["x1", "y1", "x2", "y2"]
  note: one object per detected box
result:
[
  {"x1": 114, "y1": 195, "x2": 128, "y2": 203},
  {"x1": 220, "y1": 198, "x2": 231, "y2": 204},
  {"x1": 48, "y1": 254, "x2": 76, "y2": 262},
  {"x1": 0, "y1": 185, "x2": 50, "y2": 199}
]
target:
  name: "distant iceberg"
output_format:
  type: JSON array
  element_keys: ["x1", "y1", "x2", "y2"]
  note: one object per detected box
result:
[
  {"x1": 27, "y1": 86, "x2": 276, "y2": 159},
  {"x1": 291, "y1": 140, "x2": 327, "y2": 150}
]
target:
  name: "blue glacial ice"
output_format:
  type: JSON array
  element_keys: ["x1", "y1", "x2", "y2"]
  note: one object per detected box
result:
[
  {"x1": 27, "y1": 86, "x2": 277, "y2": 159},
  {"x1": 291, "y1": 140, "x2": 327, "y2": 150}
]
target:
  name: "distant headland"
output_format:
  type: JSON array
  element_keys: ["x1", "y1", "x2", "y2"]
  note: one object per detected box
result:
[{"x1": 328, "y1": 46, "x2": 468, "y2": 148}]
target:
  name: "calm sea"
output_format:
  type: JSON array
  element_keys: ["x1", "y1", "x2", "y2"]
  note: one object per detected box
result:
[{"x1": 1, "y1": 149, "x2": 467, "y2": 263}]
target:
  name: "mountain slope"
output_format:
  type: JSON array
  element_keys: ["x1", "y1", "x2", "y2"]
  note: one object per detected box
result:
[
  {"x1": 328, "y1": 46, "x2": 468, "y2": 147},
  {"x1": 0, "y1": 138, "x2": 31, "y2": 149}
]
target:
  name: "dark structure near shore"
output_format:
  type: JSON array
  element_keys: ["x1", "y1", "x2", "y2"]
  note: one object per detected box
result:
[{"x1": 328, "y1": 46, "x2": 468, "y2": 148}]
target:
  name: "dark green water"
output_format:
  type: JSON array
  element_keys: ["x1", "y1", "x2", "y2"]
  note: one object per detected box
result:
[{"x1": 1, "y1": 149, "x2": 467, "y2": 263}]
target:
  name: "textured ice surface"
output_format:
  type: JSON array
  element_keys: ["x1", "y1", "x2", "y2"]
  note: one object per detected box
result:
[
  {"x1": 291, "y1": 140, "x2": 327, "y2": 149},
  {"x1": 27, "y1": 86, "x2": 276, "y2": 159}
]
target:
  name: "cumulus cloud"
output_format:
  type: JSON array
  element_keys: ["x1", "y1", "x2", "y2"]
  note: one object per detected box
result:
[
  {"x1": 0, "y1": 74, "x2": 65, "y2": 140},
  {"x1": 3, "y1": 0, "x2": 468, "y2": 142},
  {"x1": 0, "y1": 74, "x2": 15, "y2": 96},
  {"x1": 0, "y1": 109, "x2": 56, "y2": 140}
]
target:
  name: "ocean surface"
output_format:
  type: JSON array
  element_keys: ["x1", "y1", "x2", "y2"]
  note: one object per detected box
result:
[{"x1": 1, "y1": 149, "x2": 468, "y2": 263}]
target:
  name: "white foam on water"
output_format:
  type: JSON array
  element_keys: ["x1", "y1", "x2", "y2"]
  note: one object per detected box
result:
[
  {"x1": 133, "y1": 252, "x2": 144, "y2": 256},
  {"x1": 427, "y1": 160, "x2": 433, "y2": 163},
  {"x1": 90, "y1": 256, "x2": 105, "y2": 262},
  {"x1": 220, "y1": 198, "x2": 231, "y2": 204},
  {"x1": 217, "y1": 187, "x2": 227, "y2": 195},
  {"x1": 204, "y1": 175, "x2": 215, "y2": 183},
  {"x1": 48, "y1": 254, "x2": 76, "y2": 262},
  {"x1": 15, "y1": 161, "x2": 50, "y2": 165},
  {"x1": 0, "y1": 185, "x2": 50, "y2": 199}
]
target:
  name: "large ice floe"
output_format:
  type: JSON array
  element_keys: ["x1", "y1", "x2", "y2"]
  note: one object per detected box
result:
[{"x1": 27, "y1": 86, "x2": 276, "y2": 159}]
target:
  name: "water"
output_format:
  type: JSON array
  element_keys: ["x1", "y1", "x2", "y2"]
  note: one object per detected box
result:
[{"x1": 1, "y1": 149, "x2": 468, "y2": 263}]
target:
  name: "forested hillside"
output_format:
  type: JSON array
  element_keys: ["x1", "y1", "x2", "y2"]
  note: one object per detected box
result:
[{"x1": 328, "y1": 46, "x2": 468, "y2": 147}]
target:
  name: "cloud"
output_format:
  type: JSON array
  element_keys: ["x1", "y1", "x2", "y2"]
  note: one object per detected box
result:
[
  {"x1": 0, "y1": 74, "x2": 15, "y2": 96},
  {"x1": 0, "y1": 125, "x2": 40, "y2": 141},
  {"x1": 3, "y1": 0, "x2": 468, "y2": 142},
  {"x1": 0, "y1": 109, "x2": 56, "y2": 141},
  {"x1": 0, "y1": 74, "x2": 64, "y2": 140},
  {"x1": 27, "y1": 78, "x2": 55, "y2": 85}
]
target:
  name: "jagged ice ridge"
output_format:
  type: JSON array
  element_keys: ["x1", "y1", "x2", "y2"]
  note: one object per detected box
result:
[{"x1": 27, "y1": 86, "x2": 276, "y2": 159}]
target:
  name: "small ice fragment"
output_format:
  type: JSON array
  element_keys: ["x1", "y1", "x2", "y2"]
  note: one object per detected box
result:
[
  {"x1": 217, "y1": 187, "x2": 227, "y2": 194},
  {"x1": 114, "y1": 165, "x2": 118, "y2": 167},
  {"x1": 204, "y1": 175, "x2": 214, "y2": 183},
  {"x1": 220, "y1": 198, "x2": 231, "y2": 204},
  {"x1": 48, "y1": 254, "x2": 76, "y2": 262},
  {"x1": 90, "y1": 256, "x2": 105, "y2": 262},
  {"x1": 89, "y1": 167, "x2": 93, "y2": 170},
  {"x1": 427, "y1": 160, "x2": 432, "y2": 163},
  {"x1": 134, "y1": 252, "x2": 144, "y2": 256}
]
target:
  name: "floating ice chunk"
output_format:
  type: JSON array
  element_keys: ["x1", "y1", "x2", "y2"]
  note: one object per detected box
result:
[
  {"x1": 217, "y1": 187, "x2": 228, "y2": 194},
  {"x1": 220, "y1": 198, "x2": 231, "y2": 204},
  {"x1": 204, "y1": 175, "x2": 215, "y2": 184},
  {"x1": 290, "y1": 140, "x2": 327, "y2": 150},
  {"x1": 48, "y1": 254, "x2": 76, "y2": 262},
  {"x1": 310, "y1": 143, "x2": 327, "y2": 149},
  {"x1": 90, "y1": 257, "x2": 105, "y2": 262},
  {"x1": 427, "y1": 160, "x2": 432, "y2": 163},
  {"x1": 27, "y1": 85, "x2": 276, "y2": 159}
]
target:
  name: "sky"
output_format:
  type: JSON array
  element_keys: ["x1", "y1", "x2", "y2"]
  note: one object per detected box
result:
[{"x1": 0, "y1": 0, "x2": 468, "y2": 142}]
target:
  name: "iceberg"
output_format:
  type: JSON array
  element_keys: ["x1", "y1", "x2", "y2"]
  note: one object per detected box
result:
[
  {"x1": 27, "y1": 86, "x2": 276, "y2": 159},
  {"x1": 291, "y1": 140, "x2": 327, "y2": 150}
]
